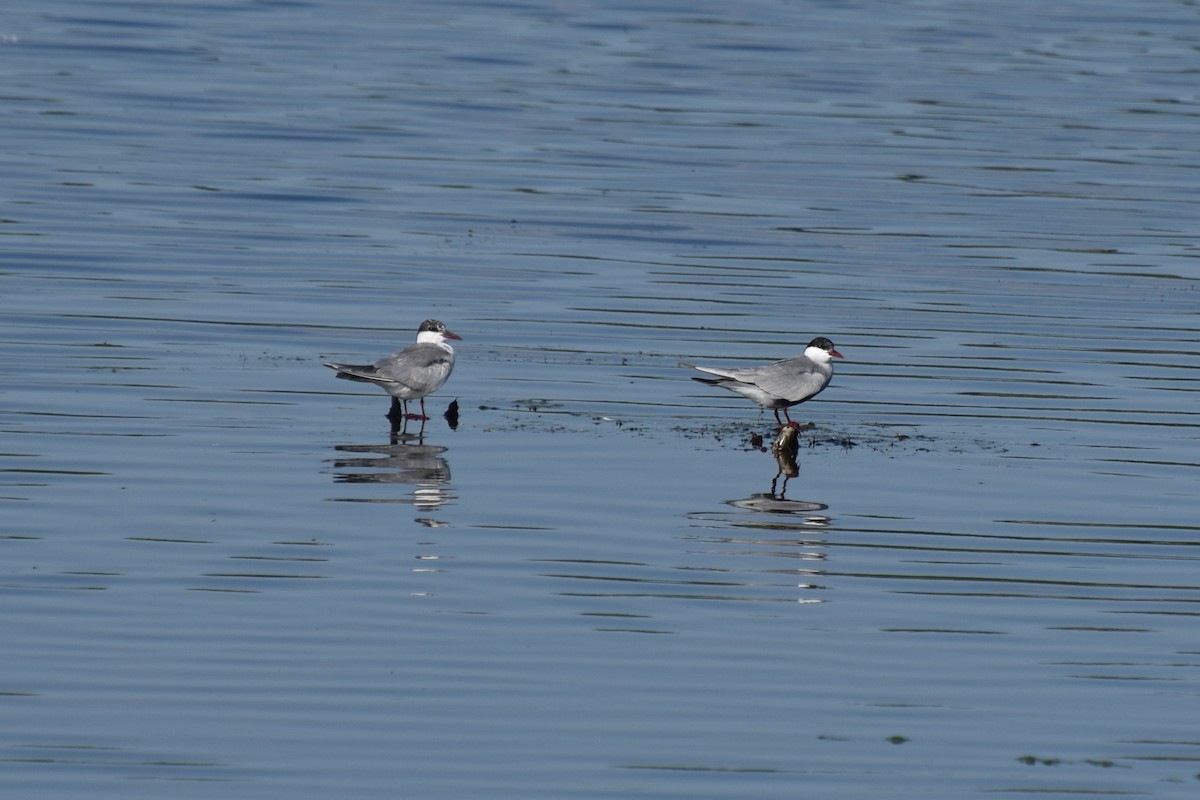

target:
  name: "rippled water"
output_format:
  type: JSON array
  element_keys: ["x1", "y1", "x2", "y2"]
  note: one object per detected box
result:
[{"x1": 3, "y1": 0, "x2": 1199, "y2": 797}]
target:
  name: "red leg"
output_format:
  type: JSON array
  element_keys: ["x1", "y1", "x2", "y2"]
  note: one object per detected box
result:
[{"x1": 406, "y1": 397, "x2": 430, "y2": 421}]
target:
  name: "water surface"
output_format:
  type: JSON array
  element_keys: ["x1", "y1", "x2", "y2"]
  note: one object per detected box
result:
[{"x1": 2, "y1": 1, "x2": 1199, "y2": 798}]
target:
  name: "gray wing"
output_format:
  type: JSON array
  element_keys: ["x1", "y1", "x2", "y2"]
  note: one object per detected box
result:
[
  {"x1": 324, "y1": 361, "x2": 388, "y2": 385},
  {"x1": 372, "y1": 342, "x2": 455, "y2": 397},
  {"x1": 682, "y1": 362, "x2": 752, "y2": 383},
  {"x1": 742, "y1": 355, "x2": 830, "y2": 402}
]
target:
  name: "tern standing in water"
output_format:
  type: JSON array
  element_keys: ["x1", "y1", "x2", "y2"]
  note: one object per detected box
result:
[
  {"x1": 325, "y1": 319, "x2": 461, "y2": 423},
  {"x1": 683, "y1": 336, "x2": 843, "y2": 426}
]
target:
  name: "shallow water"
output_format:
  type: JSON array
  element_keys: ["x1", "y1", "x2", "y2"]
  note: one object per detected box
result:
[{"x1": 3, "y1": 0, "x2": 1200, "y2": 797}]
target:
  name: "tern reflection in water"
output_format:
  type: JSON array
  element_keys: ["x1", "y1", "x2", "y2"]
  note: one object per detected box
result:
[
  {"x1": 328, "y1": 439, "x2": 454, "y2": 512},
  {"x1": 760, "y1": 422, "x2": 805, "y2": 501},
  {"x1": 681, "y1": 449, "x2": 830, "y2": 602},
  {"x1": 723, "y1": 424, "x2": 830, "y2": 523}
]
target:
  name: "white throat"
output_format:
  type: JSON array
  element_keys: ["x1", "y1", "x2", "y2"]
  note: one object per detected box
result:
[
  {"x1": 416, "y1": 332, "x2": 455, "y2": 353},
  {"x1": 804, "y1": 345, "x2": 833, "y2": 364}
]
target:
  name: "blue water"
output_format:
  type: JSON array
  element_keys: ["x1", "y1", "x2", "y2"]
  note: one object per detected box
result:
[{"x1": 3, "y1": 1, "x2": 1199, "y2": 797}]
